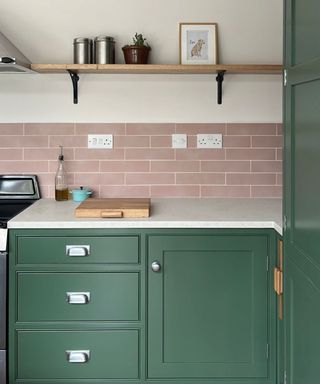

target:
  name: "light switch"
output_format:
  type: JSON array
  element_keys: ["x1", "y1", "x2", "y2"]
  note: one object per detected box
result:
[{"x1": 172, "y1": 134, "x2": 187, "y2": 148}]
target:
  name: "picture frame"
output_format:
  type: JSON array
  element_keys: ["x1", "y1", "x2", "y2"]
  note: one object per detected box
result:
[{"x1": 179, "y1": 23, "x2": 218, "y2": 65}]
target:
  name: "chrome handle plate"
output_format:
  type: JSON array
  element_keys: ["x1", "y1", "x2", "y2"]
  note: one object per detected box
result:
[
  {"x1": 66, "y1": 350, "x2": 90, "y2": 363},
  {"x1": 66, "y1": 245, "x2": 90, "y2": 257},
  {"x1": 151, "y1": 261, "x2": 161, "y2": 272},
  {"x1": 66, "y1": 292, "x2": 91, "y2": 304}
]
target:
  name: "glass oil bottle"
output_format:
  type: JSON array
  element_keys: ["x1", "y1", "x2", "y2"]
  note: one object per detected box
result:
[{"x1": 55, "y1": 146, "x2": 69, "y2": 201}]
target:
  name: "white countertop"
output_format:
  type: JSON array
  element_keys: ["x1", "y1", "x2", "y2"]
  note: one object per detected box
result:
[{"x1": 8, "y1": 198, "x2": 282, "y2": 235}]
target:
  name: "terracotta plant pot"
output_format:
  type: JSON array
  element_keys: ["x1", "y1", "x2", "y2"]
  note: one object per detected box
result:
[{"x1": 122, "y1": 46, "x2": 151, "y2": 64}]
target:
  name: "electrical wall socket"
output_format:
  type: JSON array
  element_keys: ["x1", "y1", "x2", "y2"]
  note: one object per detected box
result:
[
  {"x1": 88, "y1": 134, "x2": 113, "y2": 149},
  {"x1": 197, "y1": 134, "x2": 223, "y2": 149}
]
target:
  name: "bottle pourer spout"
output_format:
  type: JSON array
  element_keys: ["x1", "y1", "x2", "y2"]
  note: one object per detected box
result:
[{"x1": 59, "y1": 145, "x2": 64, "y2": 161}]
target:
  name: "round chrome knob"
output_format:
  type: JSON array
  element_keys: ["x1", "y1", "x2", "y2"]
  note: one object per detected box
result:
[{"x1": 151, "y1": 261, "x2": 161, "y2": 272}]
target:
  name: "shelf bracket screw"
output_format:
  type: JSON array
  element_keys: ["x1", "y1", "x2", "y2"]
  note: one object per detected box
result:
[
  {"x1": 216, "y1": 70, "x2": 225, "y2": 105},
  {"x1": 67, "y1": 70, "x2": 80, "y2": 104}
]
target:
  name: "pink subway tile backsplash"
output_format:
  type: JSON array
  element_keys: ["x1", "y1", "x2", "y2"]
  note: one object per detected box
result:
[
  {"x1": 0, "y1": 136, "x2": 20, "y2": 147},
  {"x1": 100, "y1": 160, "x2": 150, "y2": 173},
  {"x1": 100, "y1": 173, "x2": 125, "y2": 185},
  {"x1": 251, "y1": 186, "x2": 282, "y2": 198},
  {"x1": 36, "y1": 173, "x2": 56, "y2": 186},
  {"x1": 0, "y1": 149, "x2": 23, "y2": 160},
  {"x1": 223, "y1": 136, "x2": 251, "y2": 148},
  {"x1": 277, "y1": 173, "x2": 283, "y2": 186},
  {"x1": 75, "y1": 123, "x2": 125, "y2": 135},
  {"x1": 0, "y1": 122, "x2": 282, "y2": 198},
  {"x1": 252, "y1": 136, "x2": 283, "y2": 148},
  {"x1": 151, "y1": 160, "x2": 200, "y2": 172},
  {"x1": 176, "y1": 148, "x2": 225, "y2": 160},
  {"x1": 201, "y1": 161, "x2": 250, "y2": 173},
  {"x1": 277, "y1": 124, "x2": 283, "y2": 136},
  {"x1": 126, "y1": 123, "x2": 175, "y2": 135},
  {"x1": 75, "y1": 148, "x2": 124, "y2": 160},
  {"x1": 126, "y1": 148, "x2": 174, "y2": 160},
  {"x1": 176, "y1": 123, "x2": 226, "y2": 135},
  {"x1": 74, "y1": 173, "x2": 125, "y2": 186},
  {"x1": 49, "y1": 160, "x2": 99, "y2": 173},
  {"x1": 226, "y1": 148, "x2": 276, "y2": 160},
  {"x1": 201, "y1": 186, "x2": 250, "y2": 198},
  {"x1": 100, "y1": 185, "x2": 150, "y2": 198},
  {"x1": 49, "y1": 135, "x2": 87, "y2": 148},
  {"x1": 176, "y1": 173, "x2": 225, "y2": 185},
  {"x1": 25, "y1": 123, "x2": 74, "y2": 136},
  {"x1": 226, "y1": 173, "x2": 276, "y2": 185},
  {"x1": 126, "y1": 173, "x2": 174, "y2": 185},
  {"x1": 24, "y1": 148, "x2": 74, "y2": 161},
  {"x1": 115, "y1": 136, "x2": 150, "y2": 148},
  {"x1": 0, "y1": 161, "x2": 49, "y2": 173},
  {"x1": 0, "y1": 124, "x2": 23, "y2": 135},
  {"x1": 151, "y1": 185, "x2": 200, "y2": 197},
  {"x1": 227, "y1": 123, "x2": 277, "y2": 136},
  {"x1": 18, "y1": 136, "x2": 49, "y2": 148},
  {"x1": 151, "y1": 136, "x2": 172, "y2": 148},
  {"x1": 251, "y1": 161, "x2": 282, "y2": 173}
]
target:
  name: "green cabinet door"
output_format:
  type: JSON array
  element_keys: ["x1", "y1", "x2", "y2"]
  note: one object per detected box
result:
[
  {"x1": 147, "y1": 233, "x2": 272, "y2": 380},
  {"x1": 284, "y1": 1, "x2": 320, "y2": 383}
]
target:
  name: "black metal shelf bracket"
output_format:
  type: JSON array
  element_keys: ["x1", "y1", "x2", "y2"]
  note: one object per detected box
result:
[
  {"x1": 216, "y1": 70, "x2": 226, "y2": 105},
  {"x1": 67, "y1": 70, "x2": 80, "y2": 104}
]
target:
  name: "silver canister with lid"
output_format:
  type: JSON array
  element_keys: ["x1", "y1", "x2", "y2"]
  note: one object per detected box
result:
[
  {"x1": 94, "y1": 36, "x2": 115, "y2": 64},
  {"x1": 73, "y1": 38, "x2": 93, "y2": 64}
]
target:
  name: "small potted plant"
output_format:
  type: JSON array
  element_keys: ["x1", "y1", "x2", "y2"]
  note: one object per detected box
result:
[{"x1": 122, "y1": 33, "x2": 151, "y2": 64}]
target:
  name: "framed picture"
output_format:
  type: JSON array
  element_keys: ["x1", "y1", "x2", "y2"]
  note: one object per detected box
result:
[{"x1": 179, "y1": 23, "x2": 218, "y2": 65}]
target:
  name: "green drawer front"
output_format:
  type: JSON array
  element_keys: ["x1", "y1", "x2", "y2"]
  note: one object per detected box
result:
[
  {"x1": 16, "y1": 330, "x2": 139, "y2": 380},
  {"x1": 17, "y1": 272, "x2": 139, "y2": 322},
  {"x1": 17, "y1": 236, "x2": 139, "y2": 264}
]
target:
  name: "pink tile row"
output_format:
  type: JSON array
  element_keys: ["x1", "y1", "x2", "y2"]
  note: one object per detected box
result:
[
  {"x1": 0, "y1": 123, "x2": 282, "y2": 198},
  {"x1": 0, "y1": 148, "x2": 282, "y2": 161},
  {"x1": 0, "y1": 160, "x2": 283, "y2": 173},
  {"x1": 40, "y1": 185, "x2": 282, "y2": 199},
  {"x1": 0, "y1": 123, "x2": 282, "y2": 136},
  {"x1": 0, "y1": 136, "x2": 282, "y2": 149}
]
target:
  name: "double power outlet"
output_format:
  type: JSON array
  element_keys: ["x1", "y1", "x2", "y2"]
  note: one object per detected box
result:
[
  {"x1": 196, "y1": 134, "x2": 223, "y2": 148},
  {"x1": 172, "y1": 134, "x2": 223, "y2": 149},
  {"x1": 88, "y1": 134, "x2": 113, "y2": 149}
]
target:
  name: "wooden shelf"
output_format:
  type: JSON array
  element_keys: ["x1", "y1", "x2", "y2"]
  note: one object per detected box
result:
[
  {"x1": 30, "y1": 63, "x2": 283, "y2": 105},
  {"x1": 31, "y1": 63, "x2": 283, "y2": 75}
]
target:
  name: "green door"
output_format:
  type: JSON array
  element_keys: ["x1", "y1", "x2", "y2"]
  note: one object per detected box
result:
[
  {"x1": 148, "y1": 233, "x2": 273, "y2": 381},
  {"x1": 284, "y1": 0, "x2": 320, "y2": 383}
]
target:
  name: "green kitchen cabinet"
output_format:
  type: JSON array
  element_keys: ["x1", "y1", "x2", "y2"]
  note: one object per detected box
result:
[
  {"x1": 9, "y1": 228, "x2": 278, "y2": 384},
  {"x1": 9, "y1": 229, "x2": 143, "y2": 384},
  {"x1": 147, "y1": 233, "x2": 277, "y2": 383},
  {"x1": 283, "y1": 0, "x2": 320, "y2": 382}
]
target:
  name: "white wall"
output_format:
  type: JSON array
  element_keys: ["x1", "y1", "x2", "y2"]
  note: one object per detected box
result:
[{"x1": 0, "y1": 0, "x2": 283, "y2": 123}]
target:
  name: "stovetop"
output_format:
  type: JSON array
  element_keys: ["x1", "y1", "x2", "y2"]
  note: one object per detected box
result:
[
  {"x1": 0, "y1": 175, "x2": 41, "y2": 249},
  {"x1": 0, "y1": 201, "x2": 34, "y2": 226}
]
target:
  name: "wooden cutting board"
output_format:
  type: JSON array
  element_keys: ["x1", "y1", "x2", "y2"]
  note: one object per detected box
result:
[{"x1": 75, "y1": 198, "x2": 151, "y2": 218}]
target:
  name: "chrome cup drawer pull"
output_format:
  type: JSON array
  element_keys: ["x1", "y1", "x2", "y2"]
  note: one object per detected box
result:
[
  {"x1": 66, "y1": 350, "x2": 90, "y2": 363},
  {"x1": 66, "y1": 292, "x2": 91, "y2": 304},
  {"x1": 66, "y1": 245, "x2": 90, "y2": 257}
]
